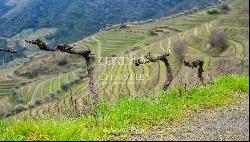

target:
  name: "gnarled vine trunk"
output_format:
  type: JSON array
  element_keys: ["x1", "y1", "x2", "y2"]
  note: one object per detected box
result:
[
  {"x1": 25, "y1": 39, "x2": 99, "y2": 105},
  {"x1": 184, "y1": 59, "x2": 204, "y2": 83},
  {"x1": 134, "y1": 52, "x2": 173, "y2": 91}
]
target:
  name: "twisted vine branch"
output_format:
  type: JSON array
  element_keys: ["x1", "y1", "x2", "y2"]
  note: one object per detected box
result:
[
  {"x1": 25, "y1": 39, "x2": 99, "y2": 105},
  {"x1": 0, "y1": 48, "x2": 17, "y2": 53},
  {"x1": 134, "y1": 52, "x2": 173, "y2": 91},
  {"x1": 184, "y1": 59, "x2": 204, "y2": 83}
]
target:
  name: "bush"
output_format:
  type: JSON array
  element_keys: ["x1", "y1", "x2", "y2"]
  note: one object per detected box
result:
[
  {"x1": 56, "y1": 90, "x2": 62, "y2": 95},
  {"x1": 11, "y1": 89, "x2": 18, "y2": 97},
  {"x1": 173, "y1": 37, "x2": 186, "y2": 63},
  {"x1": 20, "y1": 82, "x2": 27, "y2": 86},
  {"x1": 110, "y1": 54, "x2": 117, "y2": 57},
  {"x1": 78, "y1": 68, "x2": 86, "y2": 73},
  {"x1": 27, "y1": 102, "x2": 36, "y2": 109},
  {"x1": 16, "y1": 97, "x2": 24, "y2": 104},
  {"x1": 193, "y1": 7, "x2": 198, "y2": 12},
  {"x1": 49, "y1": 93, "x2": 56, "y2": 99},
  {"x1": 119, "y1": 24, "x2": 127, "y2": 29},
  {"x1": 220, "y1": 1, "x2": 230, "y2": 11},
  {"x1": 207, "y1": 8, "x2": 221, "y2": 15},
  {"x1": 208, "y1": 28, "x2": 228, "y2": 49},
  {"x1": 34, "y1": 98, "x2": 42, "y2": 106},
  {"x1": 44, "y1": 95, "x2": 51, "y2": 101},
  {"x1": 61, "y1": 82, "x2": 70, "y2": 91},
  {"x1": 69, "y1": 81, "x2": 75, "y2": 86},
  {"x1": 58, "y1": 59, "x2": 68, "y2": 66},
  {"x1": 74, "y1": 78, "x2": 82, "y2": 84},
  {"x1": 184, "y1": 11, "x2": 188, "y2": 15},
  {"x1": 14, "y1": 104, "x2": 27, "y2": 113},
  {"x1": 78, "y1": 75, "x2": 85, "y2": 80},
  {"x1": 149, "y1": 30, "x2": 158, "y2": 36}
]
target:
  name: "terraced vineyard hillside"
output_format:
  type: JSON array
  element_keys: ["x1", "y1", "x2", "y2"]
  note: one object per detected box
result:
[{"x1": 0, "y1": 0, "x2": 248, "y2": 119}]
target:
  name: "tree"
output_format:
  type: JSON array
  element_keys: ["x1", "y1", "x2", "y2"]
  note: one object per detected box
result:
[
  {"x1": 173, "y1": 37, "x2": 186, "y2": 63},
  {"x1": 208, "y1": 28, "x2": 228, "y2": 49}
]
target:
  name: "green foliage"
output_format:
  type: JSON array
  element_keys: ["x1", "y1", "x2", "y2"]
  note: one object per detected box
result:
[
  {"x1": 49, "y1": 93, "x2": 57, "y2": 99},
  {"x1": 57, "y1": 59, "x2": 68, "y2": 66},
  {"x1": 27, "y1": 102, "x2": 36, "y2": 109},
  {"x1": 0, "y1": 75, "x2": 248, "y2": 140},
  {"x1": 207, "y1": 8, "x2": 221, "y2": 15},
  {"x1": 10, "y1": 89, "x2": 24, "y2": 104},
  {"x1": 149, "y1": 30, "x2": 158, "y2": 36},
  {"x1": 219, "y1": 1, "x2": 230, "y2": 11},
  {"x1": 73, "y1": 78, "x2": 82, "y2": 84},
  {"x1": 14, "y1": 104, "x2": 28, "y2": 113},
  {"x1": 34, "y1": 98, "x2": 42, "y2": 106},
  {"x1": 61, "y1": 82, "x2": 70, "y2": 91}
]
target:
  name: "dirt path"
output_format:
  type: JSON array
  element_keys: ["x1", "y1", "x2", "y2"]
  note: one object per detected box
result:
[{"x1": 129, "y1": 94, "x2": 249, "y2": 141}]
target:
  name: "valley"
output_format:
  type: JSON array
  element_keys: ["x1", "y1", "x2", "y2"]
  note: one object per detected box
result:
[{"x1": 0, "y1": 0, "x2": 249, "y2": 140}]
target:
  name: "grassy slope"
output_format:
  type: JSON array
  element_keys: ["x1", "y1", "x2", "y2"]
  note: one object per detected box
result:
[
  {"x1": 5, "y1": 0, "x2": 247, "y2": 118},
  {"x1": 0, "y1": 75, "x2": 248, "y2": 140},
  {"x1": 0, "y1": 0, "x2": 248, "y2": 119}
]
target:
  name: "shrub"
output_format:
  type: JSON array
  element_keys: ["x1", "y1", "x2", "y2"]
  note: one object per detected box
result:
[
  {"x1": 78, "y1": 69, "x2": 86, "y2": 76},
  {"x1": 20, "y1": 82, "x2": 27, "y2": 86},
  {"x1": 61, "y1": 82, "x2": 70, "y2": 91},
  {"x1": 207, "y1": 8, "x2": 221, "y2": 15},
  {"x1": 79, "y1": 75, "x2": 85, "y2": 80},
  {"x1": 49, "y1": 93, "x2": 56, "y2": 99},
  {"x1": 11, "y1": 89, "x2": 24, "y2": 104},
  {"x1": 220, "y1": 1, "x2": 230, "y2": 11},
  {"x1": 69, "y1": 81, "x2": 75, "y2": 86},
  {"x1": 144, "y1": 42, "x2": 150, "y2": 45},
  {"x1": 149, "y1": 30, "x2": 157, "y2": 36},
  {"x1": 208, "y1": 28, "x2": 228, "y2": 49},
  {"x1": 110, "y1": 54, "x2": 117, "y2": 57},
  {"x1": 74, "y1": 78, "x2": 82, "y2": 84},
  {"x1": 16, "y1": 97, "x2": 24, "y2": 104},
  {"x1": 184, "y1": 11, "x2": 188, "y2": 15},
  {"x1": 58, "y1": 59, "x2": 68, "y2": 66},
  {"x1": 27, "y1": 102, "x2": 36, "y2": 109},
  {"x1": 34, "y1": 98, "x2": 42, "y2": 106},
  {"x1": 173, "y1": 37, "x2": 186, "y2": 63},
  {"x1": 193, "y1": 7, "x2": 198, "y2": 12},
  {"x1": 14, "y1": 104, "x2": 27, "y2": 113},
  {"x1": 11, "y1": 89, "x2": 18, "y2": 97},
  {"x1": 56, "y1": 90, "x2": 61, "y2": 95},
  {"x1": 119, "y1": 24, "x2": 127, "y2": 29},
  {"x1": 44, "y1": 95, "x2": 51, "y2": 101}
]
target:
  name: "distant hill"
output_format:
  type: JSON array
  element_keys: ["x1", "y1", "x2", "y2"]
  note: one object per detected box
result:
[{"x1": 0, "y1": 0, "x2": 216, "y2": 46}]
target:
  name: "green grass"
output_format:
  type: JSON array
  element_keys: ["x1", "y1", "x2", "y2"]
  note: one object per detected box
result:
[{"x1": 0, "y1": 75, "x2": 248, "y2": 141}]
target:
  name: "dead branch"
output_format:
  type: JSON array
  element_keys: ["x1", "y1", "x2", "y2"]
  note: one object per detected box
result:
[
  {"x1": 0, "y1": 48, "x2": 17, "y2": 53},
  {"x1": 183, "y1": 59, "x2": 204, "y2": 83},
  {"x1": 25, "y1": 39, "x2": 99, "y2": 104},
  {"x1": 134, "y1": 52, "x2": 173, "y2": 91}
]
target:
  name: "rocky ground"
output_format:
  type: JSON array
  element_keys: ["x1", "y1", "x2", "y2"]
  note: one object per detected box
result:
[{"x1": 128, "y1": 94, "x2": 249, "y2": 141}]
